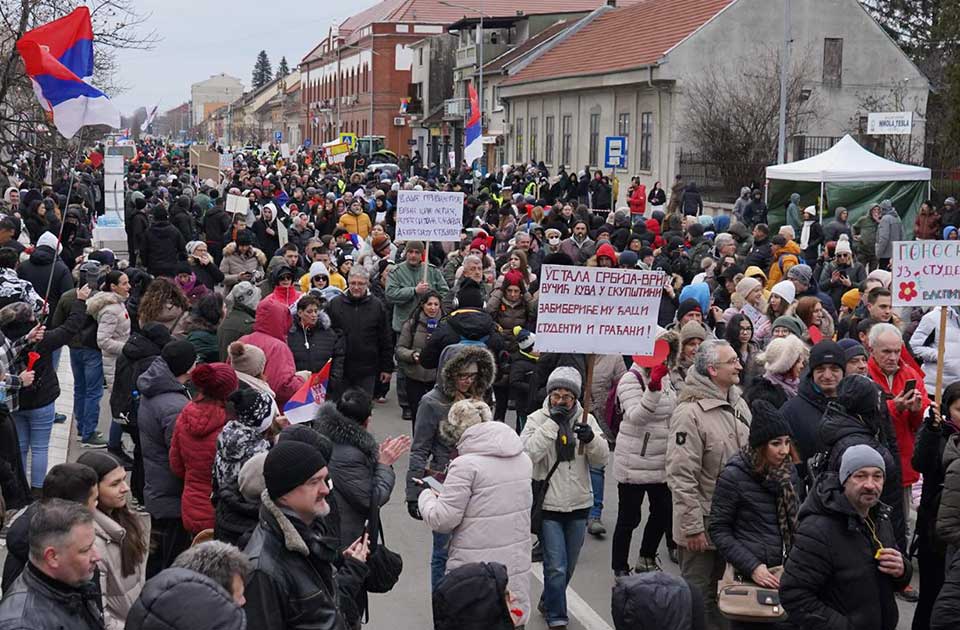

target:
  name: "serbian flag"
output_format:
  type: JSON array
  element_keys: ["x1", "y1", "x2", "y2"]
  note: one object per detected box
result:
[
  {"x1": 16, "y1": 7, "x2": 120, "y2": 139},
  {"x1": 283, "y1": 360, "x2": 332, "y2": 424},
  {"x1": 464, "y1": 82, "x2": 483, "y2": 166}
]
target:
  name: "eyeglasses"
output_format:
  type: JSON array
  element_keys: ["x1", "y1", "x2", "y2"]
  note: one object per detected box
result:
[
  {"x1": 717, "y1": 357, "x2": 742, "y2": 366},
  {"x1": 455, "y1": 372, "x2": 479, "y2": 381},
  {"x1": 550, "y1": 393, "x2": 576, "y2": 403}
]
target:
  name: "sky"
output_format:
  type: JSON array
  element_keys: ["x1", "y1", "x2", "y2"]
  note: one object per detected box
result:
[{"x1": 110, "y1": 0, "x2": 380, "y2": 116}]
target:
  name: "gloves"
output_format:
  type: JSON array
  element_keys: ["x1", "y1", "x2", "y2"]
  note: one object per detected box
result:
[
  {"x1": 407, "y1": 500, "x2": 422, "y2": 520},
  {"x1": 573, "y1": 423, "x2": 594, "y2": 444},
  {"x1": 549, "y1": 405, "x2": 571, "y2": 426},
  {"x1": 649, "y1": 364, "x2": 669, "y2": 392}
]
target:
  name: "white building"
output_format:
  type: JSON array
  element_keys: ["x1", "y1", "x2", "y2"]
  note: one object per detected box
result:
[{"x1": 190, "y1": 73, "x2": 245, "y2": 127}]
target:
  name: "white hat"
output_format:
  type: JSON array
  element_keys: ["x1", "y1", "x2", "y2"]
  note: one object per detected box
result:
[
  {"x1": 803, "y1": 205, "x2": 817, "y2": 216},
  {"x1": 37, "y1": 231, "x2": 61, "y2": 254},
  {"x1": 771, "y1": 280, "x2": 796, "y2": 304},
  {"x1": 835, "y1": 234, "x2": 852, "y2": 256}
]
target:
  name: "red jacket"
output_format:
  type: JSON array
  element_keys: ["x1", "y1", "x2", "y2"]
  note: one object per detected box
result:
[
  {"x1": 867, "y1": 357, "x2": 928, "y2": 486},
  {"x1": 629, "y1": 185, "x2": 647, "y2": 216},
  {"x1": 240, "y1": 299, "x2": 305, "y2": 407},
  {"x1": 169, "y1": 399, "x2": 227, "y2": 533}
]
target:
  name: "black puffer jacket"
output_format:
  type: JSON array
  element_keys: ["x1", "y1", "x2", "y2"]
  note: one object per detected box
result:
[
  {"x1": 933, "y1": 551, "x2": 960, "y2": 630},
  {"x1": 140, "y1": 220, "x2": 186, "y2": 277},
  {"x1": 314, "y1": 403, "x2": 395, "y2": 549},
  {"x1": 214, "y1": 480, "x2": 260, "y2": 548},
  {"x1": 781, "y1": 373, "x2": 835, "y2": 464},
  {"x1": 287, "y1": 312, "x2": 345, "y2": 400},
  {"x1": 17, "y1": 244, "x2": 73, "y2": 315},
  {"x1": 125, "y1": 567, "x2": 246, "y2": 630},
  {"x1": 325, "y1": 291, "x2": 393, "y2": 379},
  {"x1": 203, "y1": 206, "x2": 231, "y2": 247},
  {"x1": 170, "y1": 198, "x2": 196, "y2": 243},
  {"x1": 419, "y1": 308, "x2": 506, "y2": 370},
  {"x1": 243, "y1": 491, "x2": 369, "y2": 630},
  {"x1": 780, "y1": 473, "x2": 912, "y2": 630},
  {"x1": 709, "y1": 452, "x2": 800, "y2": 575},
  {"x1": 611, "y1": 572, "x2": 705, "y2": 630},
  {"x1": 109, "y1": 323, "x2": 171, "y2": 419},
  {"x1": 743, "y1": 375, "x2": 790, "y2": 409}
]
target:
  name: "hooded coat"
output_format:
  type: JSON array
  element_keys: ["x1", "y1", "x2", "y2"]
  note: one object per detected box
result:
[
  {"x1": 87, "y1": 291, "x2": 131, "y2": 389},
  {"x1": 419, "y1": 308, "x2": 507, "y2": 371},
  {"x1": 875, "y1": 205, "x2": 903, "y2": 259},
  {"x1": 219, "y1": 241, "x2": 267, "y2": 292},
  {"x1": 314, "y1": 402, "x2": 396, "y2": 549},
  {"x1": 169, "y1": 398, "x2": 229, "y2": 533},
  {"x1": 779, "y1": 474, "x2": 911, "y2": 630},
  {"x1": 17, "y1": 244, "x2": 73, "y2": 315},
  {"x1": 614, "y1": 366, "x2": 677, "y2": 485},
  {"x1": 140, "y1": 219, "x2": 186, "y2": 277},
  {"x1": 239, "y1": 300, "x2": 304, "y2": 408},
  {"x1": 287, "y1": 311, "x2": 345, "y2": 397},
  {"x1": 218, "y1": 303, "x2": 257, "y2": 361},
  {"x1": 418, "y1": 421, "x2": 533, "y2": 623},
  {"x1": 786, "y1": 193, "x2": 802, "y2": 233},
  {"x1": 124, "y1": 567, "x2": 246, "y2": 630},
  {"x1": 611, "y1": 572, "x2": 704, "y2": 630},
  {"x1": 764, "y1": 240, "x2": 802, "y2": 290}
]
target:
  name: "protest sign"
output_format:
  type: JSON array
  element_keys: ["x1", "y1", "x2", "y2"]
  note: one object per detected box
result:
[
  {"x1": 535, "y1": 265, "x2": 664, "y2": 355},
  {"x1": 322, "y1": 140, "x2": 350, "y2": 164},
  {"x1": 892, "y1": 240, "x2": 960, "y2": 307},
  {"x1": 219, "y1": 152, "x2": 233, "y2": 170},
  {"x1": 395, "y1": 190, "x2": 464, "y2": 242},
  {"x1": 280, "y1": 143, "x2": 291, "y2": 158},
  {"x1": 225, "y1": 194, "x2": 250, "y2": 215}
]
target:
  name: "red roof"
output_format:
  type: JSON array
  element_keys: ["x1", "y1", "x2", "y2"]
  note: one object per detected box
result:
[
  {"x1": 503, "y1": 0, "x2": 735, "y2": 86},
  {"x1": 483, "y1": 20, "x2": 572, "y2": 74}
]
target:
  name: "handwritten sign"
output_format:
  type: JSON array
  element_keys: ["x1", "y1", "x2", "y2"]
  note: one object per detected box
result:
[
  {"x1": 219, "y1": 152, "x2": 233, "y2": 170},
  {"x1": 395, "y1": 190, "x2": 464, "y2": 242},
  {"x1": 893, "y1": 240, "x2": 960, "y2": 306},
  {"x1": 535, "y1": 265, "x2": 664, "y2": 355},
  {"x1": 225, "y1": 194, "x2": 250, "y2": 215}
]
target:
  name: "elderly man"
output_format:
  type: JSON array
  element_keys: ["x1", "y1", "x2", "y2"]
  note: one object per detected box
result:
[
  {"x1": 666, "y1": 339, "x2": 751, "y2": 630},
  {"x1": 781, "y1": 445, "x2": 911, "y2": 630},
  {"x1": 386, "y1": 240, "x2": 449, "y2": 334},
  {"x1": 443, "y1": 254, "x2": 488, "y2": 313}
]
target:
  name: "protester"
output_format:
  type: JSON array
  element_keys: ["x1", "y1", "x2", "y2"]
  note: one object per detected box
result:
[
  {"x1": 395, "y1": 291, "x2": 442, "y2": 425},
  {"x1": 431, "y1": 562, "x2": 517, "y2": 630},
  {"x1": 217, "y1": 281, "x2": 260, "y2": 361},
  {"x1": 238, "y1": 299, "x2": 304, "y2": 407}
]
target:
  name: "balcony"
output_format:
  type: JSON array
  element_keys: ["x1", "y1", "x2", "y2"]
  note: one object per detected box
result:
[
  {"x1": 455, "y1": 45, "x2": 477, "y2": 69},
  {"x1": 444, "y1": 98, "x2": 465, "y2": 120}
]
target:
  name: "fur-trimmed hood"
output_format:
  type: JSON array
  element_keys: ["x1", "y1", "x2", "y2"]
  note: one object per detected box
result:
[
  {"x1": 437, "y1": 343, "x2": 497, "y2": 399},
  {"x1": 259, "y1": 489, "x2": 311, "y2": 556},
  {"x1": 313, "y1": 402, "x2": 378, "y2": 462},
  {"x1": 222, "y1": 241, "x2": 267, "y2": 266},
  {"x1": 86, "y1": 290, "x2": 124, "y2": 318}
]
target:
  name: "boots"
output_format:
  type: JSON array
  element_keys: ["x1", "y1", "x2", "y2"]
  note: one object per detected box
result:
[{"x1": 634, "y1": 554, "x2": 662, "y2": 573}]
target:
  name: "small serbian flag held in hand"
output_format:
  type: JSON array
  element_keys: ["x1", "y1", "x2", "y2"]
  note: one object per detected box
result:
[
  {"x1": 27, "y1": 352, "x2": 40, "y2": 370},
  {"x1": 283, "y1": 359, "x2": 332, "y2": 424},
  {"x1": 15, "y1": 7, "x2": 120, "y2": 138}
]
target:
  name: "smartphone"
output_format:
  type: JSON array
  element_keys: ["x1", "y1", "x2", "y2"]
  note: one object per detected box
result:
[
  {"x1": 904, "y1": 379, "x2": 916, "y2": 395},
  {"x1": 413, "y1": 476, "x2": 444, "y2": 493}
]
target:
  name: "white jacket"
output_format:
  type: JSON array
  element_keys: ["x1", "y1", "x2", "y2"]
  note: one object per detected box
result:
[
  {"x1": 910, "y1": 306, "x2": 960, "y2": 395},
  {"x1": 614, "y1": 368, "x2": 677, "y2": 485}
]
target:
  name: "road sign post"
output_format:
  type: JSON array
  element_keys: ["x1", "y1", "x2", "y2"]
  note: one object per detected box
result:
[{"x1": 604, "y1": 136, "x2": 627, "y2": 170}]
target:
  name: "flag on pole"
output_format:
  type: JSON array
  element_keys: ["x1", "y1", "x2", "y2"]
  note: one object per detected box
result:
[
  {"x1": 464, "y1": 82, "x2": 483, "y2": 166},
  {"x1": 283, "y1": 360, "x2": 333, "y2": 424},
  {"x1": 15, "y1": 7, "x2": 120, "y2": 139},
  {"x1": 141, "y1": 103, "x2": 159, "y2": 132}
]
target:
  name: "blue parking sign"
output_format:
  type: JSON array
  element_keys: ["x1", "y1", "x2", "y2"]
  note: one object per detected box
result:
[
  {"x1": 274, "y1": 131, "x2": 282, "y2": 143},
  {"x1": 604, "y1": 136, "x2": 627, "y2": 169},
  {"x1": 303, "y1": 138, "x2": 312, "y2": 148}
]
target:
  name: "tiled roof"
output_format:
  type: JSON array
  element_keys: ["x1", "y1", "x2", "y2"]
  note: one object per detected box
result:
[
  {"x1": 483, "y1": 20, "x2": 572, "y2": 74},
  {"x1": 502, "y1": 0, "x2": 735, "y2": 86}
]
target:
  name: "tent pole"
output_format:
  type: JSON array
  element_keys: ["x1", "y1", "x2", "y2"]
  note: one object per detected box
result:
[{"x1": 819, "y1": 181, "x2": 825, "y2": 224}]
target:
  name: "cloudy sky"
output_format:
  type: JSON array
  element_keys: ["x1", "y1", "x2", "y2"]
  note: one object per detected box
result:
[{"x1": 110, "y1": 0, "x2": 380, "y2": 116}]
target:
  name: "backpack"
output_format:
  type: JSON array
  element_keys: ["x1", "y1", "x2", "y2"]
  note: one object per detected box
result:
[
  {"x1": 605, "y1": 368, "x2": 642, "y2": 437},
  {"x1": 458, "y1": 334, "x2": 490, "y2": 347}
]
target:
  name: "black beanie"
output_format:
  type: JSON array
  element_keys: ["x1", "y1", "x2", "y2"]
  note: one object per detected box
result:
[
  {"x1": 838, "y1": 374, "x2": 881, "y2": 418},
  {"x1": 676, "y1": 298, "x2": 702, "y2": 320},
  {"x1": 279, "y1": 424, "x2": 334, "y2": 461},
  {"x1": 748, "y1": 399, "x2": 792, "y2": 448},
  {"x1": 161, "y1": 340, "x2": 197, "y2": 377},
  {"x1": 456, "y1": 277, "x2": 484, "y2": 309},
  {"x1": 809, "y1": 340, "x2": 845, "y2": 371},
  {"x1": 264, "y1": 440, "x2": 327, "y2": 500}
]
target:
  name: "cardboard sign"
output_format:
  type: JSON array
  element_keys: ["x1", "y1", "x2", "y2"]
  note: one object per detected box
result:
[
  {"x1": 535, "y1": 265, "x2": 664, "y2": 355},
  {"x1": 893, "y1": 241, "x2": 960, "y2": 306},
  {"x1": 395, "y1": 190, "x2": 464, "y2": 242},
  {"x1": 225, "y1": 194, "x2": 250, "y2": 215}
]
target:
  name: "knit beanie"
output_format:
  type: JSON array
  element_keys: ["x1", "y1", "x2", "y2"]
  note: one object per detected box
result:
[
  {"x1": 191, "y1": 362, "x2": 238, "y2": 401},
  {"x1": 161, "y1": 340, "x2": 197, "y2": 377},
  {"x1": 676, "y1": 298, "x2": 702, "y2": 321},
  {"x1": 808, "y1": 340, "x2": 845, "y2": 371},
  {"x1": 227, "y1": 281, "x2": 261, "y2": 312},
  {"x1": 619, "y1": 250, "x2": 639, "y2": 268},
  {"x1": 839, "y1": 444, "x2": 886, "y2": 485},
  {"x1": 748, "y1": 399, "x2": 793, "y2": 448},
  {"x1": 838, "y1": 374, "x2": 882, "y2": 418},
  {"x1": 770, "y1": 280, "x2": 796, "y2": 304},
  {"x1": 735, "y1": 277, "x2": 762, "y2": 303},
  {"x1": 456, "y1": 278, "x2": 485, "y2": 309},
  {"x1": 404, "y1": 240, "x2": 425, "y2": 253},
  {"x1": 513, "y1": 326, "x2": 535, "y2": 352},
  {"x1": 787, "y1": 264, "x2": 813, "y2": 285},
  {"x1": 759, "y1": 335, "x2": 808, "y2": 375},
  {"x1": 547, "y1": 366, "x2": 581, "y2": 398},
  {"x1": 835, "y1": 234, "x2": 853, "y2": 256},
  {"x1": 185, "y1": 240, "x2": 205, "y2": 256},
  {"x1": 227, "y1": 342, "x2": 267, "y2": 378},
  {"x1": 502, "y1": 269, "x2": 524, "y2": 288},
  {"x1": 236, "y1": 230, "x2": 254, "y2": 246},
  {"x1": 771, "y1": 315, "x2": 806, "y2": 339},
  {"x1": 838, "y1": 338, "x2": 868, "y2": 362},
  {"x1": 229, "y1": 387, "x2": 276, "y2": 431},
  {"x1": 841, "y1": 288, "x2": 860, "y2": 311},
  {"x1": 279, "y1": 424, "x2": 334, "y2": 461},
  {"x1": 679, "y1": 320, "x2": 707, "y2": 345},
  {"x1": 371, "y1": 234, "x2": 390, "y2": 254},
  {"x1": 440, "y1": 399, "x2": 492, "y2": 446},
  {"x1": 263, "y1": 440, "x2": 327, "y2": 501}
]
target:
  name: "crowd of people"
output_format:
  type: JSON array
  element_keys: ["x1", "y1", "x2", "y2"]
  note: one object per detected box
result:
[{"x1": 0, "y1": 140, "x2": 957, "y2": 630}]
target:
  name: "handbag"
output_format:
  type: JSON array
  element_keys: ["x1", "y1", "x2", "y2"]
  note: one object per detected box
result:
[
  {"x1": 363, "y1": 485, "x2": 403, "y2": 594},
  {"x1": 717, "y1": 563, "x2": 787, "y2": 623},
  {"x1": 530, "y1": 456, "x2": 563, "y2": 534}
]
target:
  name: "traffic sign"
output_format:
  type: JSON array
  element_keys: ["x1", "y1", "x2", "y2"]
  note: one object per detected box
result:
[
  {"x1": 303, "y1": 138, "x2": 312, "y2": 148},
  {"x1": 274, "y1": 131, "x2": 282, "y2": 143},
  {"x1": 604, "y1": 136, "x2": 627, "y2": 169}
]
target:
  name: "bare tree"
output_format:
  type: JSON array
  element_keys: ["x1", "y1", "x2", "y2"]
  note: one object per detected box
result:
[{"x1": 847, "y1": 84, "x2": 925, "y2": 164}]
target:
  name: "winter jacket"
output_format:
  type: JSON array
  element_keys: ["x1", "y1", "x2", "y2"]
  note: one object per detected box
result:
[
  {"x1": 242, "y1": 491, "x2": 369, "y2": 630},
  {"x1": 521, "y1": 399, "x2": 609, "y2": 512},
  {"x1": 744, "y1": 374, "x2": 791, "y2": 409},
  {"x1": 17, "y1": 244, "x2": 73, "y2": 315},
  {"x1": 395, "y1": 311, "x2": 438, "y2": 383},
  {"x1": 614, "y1": 368, "x2": 676, "y2": 485},
  {"x1": 823, "y1": 217, "x2": 852, "y2": 244},
  {"x1": 486, "y1": 289, "x2": 536, "y2": 355},
  {"x1": 0, "y1": 268, "x2": 43, "y2": 315},
  {"x1": 419, "y1": 308, "x2": 506, "y2": 371},
  {"x1": 780, "y1": 474, "x2": 911, "y2": 630},
  {"x1": 764, "y1": 240, "x2": 802, "y2": 290},
  {"x1": 419, "y1": 421, "x2": 533, "y2": 623},
  {"x1": 202, "y1": 206, "x2": 232, "y2": 248},
  {"x1": 385, "y1": 261, "x2": 449, "y2": 332},
  {"x1": 681, "y1": 185, "x2": 703, "y2": 216},
  {"x1": 910, "y1": 306, "x2": 960, "y2": 396},
  {"x1": 559, "y1": 236, "x2": 596, "y2": 265},
  {"x1": 217, "y1": 304, "x2": 256, "y2": 361},
  {"x1": 708, "y1": 453, "x2": 800, "y2": 575},
  {"x1": 219, "y1": 242, "x2": 267, "y2": 292},
  {"x1": 91, "y1": 508, "x2": 151, "y2": 630},
  {"x1": 0, "y1": 563, "x2": 104, "y2": 630},
  {"x1": 933, "y1": 551, "x2": 960, "y2": 630},
  {"x1": 287, "y1": 313, "x2": 345, "y2": 396},
  {"x1": 170, "y1": 204, "x2": 196, "y2": 244},
  {"x1": 169, "y1": 399, "x2": 228, "y2": 533},
  {"x1": 744, "y1": 236, "x2": 772, "y2": 272},
  {"x1": 781, "y1": 373, "x2": 835, "y2": 464},
  {"x1": 818, "y1": 260, "x2": 867, "y2": 309},
  {"x1": 109, "y1": 324, "x2": 170, "y2": 420},
  {"x1": 337, "y1": 210, "x2": 372, "y2": 238},
  {"x1": 124, "y1": 567, "x2": 246, "y2": 630},
  {"x1": 314, "y1": 403, "x2": 395, "y2": 549},
  {"x1": 852, "y1": 213, "x2": 879, "y2": 260},
  {"x1": 140, "y1": 220, "x2": 186, "y2": 277},
  {"x1": 867, "y1": 357, "x2": 928, "y2": 485},
  {"x1": 914, "y1": 207, "x2": 942, "y2": 240},
  {"x1": 911, "y1": 416, "x2": 956, "y2": 555},
  {"x1": 88, "y1": 291, "x2": 131, "y2": 389},
  {"x1": 589, "y1": 354, "x2": 627, "y2": 433},
  {"x1": 252, "y1": 217, "x2": 281, "y2": 255},
  {"x1": 406, "y1": 344, "x2": 496, "y2": 502},
  {"x1": 239, "y1": 300, "x2": 304, "y2": 408},
  {"x1": 188, "y1": 258, "x2": 224, "y2": 291},
  {"x1": 1, "y1": 504, "x2": 35, "y2": 593},
  {"x1": 325, "y1": 290, "x2": 394, "y2": 382},
  {"x1": 875, "y1": 206, "x2": 903, "y2": 259},
  {"x1": 937, "y1": 434, "x2": 960, "y2": 547},
  {"x1": 665, "y1": 369, "x2": 751, "y2": 546},
  {"x1": 786, "y1": 194, "x2": 802, "y2": 233},
  {"x1": 799, "y1": 219, "x2": 824, "y2": 263}
]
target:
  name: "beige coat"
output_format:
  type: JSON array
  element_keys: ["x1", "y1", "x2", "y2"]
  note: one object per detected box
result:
[
  {"x1": 92, "y1": 509, "x2": 151, "y2": 630},
  {"x1": 88, "y1": 292, "x2": 130, "y2": 389},
  {"x1": 665, "y1": 368, "x2": 750, "y2": 548},
  {"x1": 614, "y1": 368, "x2": 677, "y2": 485},
  {"x1": 219, "y1": 241, "x2": 267, "y2": 292}
]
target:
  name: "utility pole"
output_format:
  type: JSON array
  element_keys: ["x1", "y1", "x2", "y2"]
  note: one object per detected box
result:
[{"x1": 777, "y1": 0, "x2": 791, "y2": 164}]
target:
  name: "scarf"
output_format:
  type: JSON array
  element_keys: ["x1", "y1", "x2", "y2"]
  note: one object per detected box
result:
[
  {"x1": 800, "y1": 220, "x2": 814, "y2": 250},
  {"x1": 764, "y1": 371, "x2": 800, "y2": 398},
  {"x1": 742, "y1": 447, "x2": 799, "y2": 554},
  {"x1": 550, "y1": 401, "x2": 582, "y2": 462}
]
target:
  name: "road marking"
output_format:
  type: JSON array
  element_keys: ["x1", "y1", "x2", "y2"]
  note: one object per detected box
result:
[{"x1": 530, "y1": 563, "x2": 614, "y2": 630}]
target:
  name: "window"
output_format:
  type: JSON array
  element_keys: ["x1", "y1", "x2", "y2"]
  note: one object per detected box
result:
[
  {"x1": 588, "y1": 112, "x2": 600, "y2": 167},
  {"x1": 823, "y1": 38, "x2": 843, "y2": 88},
  {"x1": 419, "y1": 47, "x2": 424, "y2": 66},
  {"x1": 640, "y1": 112, "x2": 653, "y2": 171},
  {"x1": 545, "y1": 115, "x2": 555, "y2": 164},
  {"x1": 529, "y1": 117, "x2": 538, "y2": 162},
  {"x1": 561, "y1": 115, "x2": 572, "y2": 166},
  {"x1": 514, "y1": 117, "x2": 523, "y2": 163}
]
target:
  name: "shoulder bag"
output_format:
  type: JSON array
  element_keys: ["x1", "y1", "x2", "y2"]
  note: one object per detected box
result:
[
  {"x1": 530, "y1": 455, "x2": 563, "y2": 535},
  {"x1": 363, "y1": 484, "x2": 403, "y2": 594},
  {"x1": 717, "y1": 563, "x2": 787, "y2": 623}
]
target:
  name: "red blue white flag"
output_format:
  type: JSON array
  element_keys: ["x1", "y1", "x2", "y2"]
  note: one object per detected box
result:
[
  {"x1": 464, "y1": 82, "x2": 483, "y2": 166},
  {"x1": 283, "y1": 359, "x2": 332, "y2": 424}
]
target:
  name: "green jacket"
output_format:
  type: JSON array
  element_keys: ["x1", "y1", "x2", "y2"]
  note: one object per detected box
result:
[{"x1": 385, "y1": 261, "x2": 448, "y2": 332}]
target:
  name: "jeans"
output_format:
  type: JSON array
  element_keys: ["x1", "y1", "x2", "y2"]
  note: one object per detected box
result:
[
  {"x1": 13, "y1": 402, "x2": 56, "y2": 488},
  {"x1": 589, "y1": 465, "x2": 605, "y2": 520},
  {"x1": 431, "y1": 531, "x2": 450, "y2": 591},
  {"x1": 70, "y1": 348, "x2": 104, "y2": 440},
  {"x1": 611, "y1": 482, "x2": 674, "y2": 571},
  {"x1": 540, "y1": 516, "x2": 587, "y2": 627}
]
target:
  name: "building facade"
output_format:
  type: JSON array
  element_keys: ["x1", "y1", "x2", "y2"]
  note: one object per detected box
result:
[{"x1": 190, "y1": 73, "x2": 244, "y2": 130}]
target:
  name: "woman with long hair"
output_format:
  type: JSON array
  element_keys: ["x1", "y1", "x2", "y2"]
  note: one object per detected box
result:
[
  {"x1": 795, "y1": 296, "x2": 826, "y2": 344},
  {"x1": 499, "y1": 249, "x2": 536, "y2": 287},
  {"x1": 137, "y1": 277, "x2": 190, "y2": 332},
  {"x1": 77, "y1": 451, "x2": 150, "y2": 630},
  {"x1": 396, "y1": 291, "x2": 442, "y2": 429},
  {"x1": 709, "y1": 400, "x2": 800, "y2": 630},
  {"x1": 725, "y1": 313, "x2": 760, "y2": 379},
  {"x1": 747, "y1": 335, "x2": 808, "y2": 408},
  {"x1": 765, "y1": 281, "x2": 796, "y2": 336}
]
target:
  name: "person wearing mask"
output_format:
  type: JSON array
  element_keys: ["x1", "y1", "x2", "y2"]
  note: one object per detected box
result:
[
  {"x1": 666, "y1": 339, "x2": 752, "y2": 630},
  {"x1": 169, "y1": 363, "x2": 238, "y2": 537},
  {"x1": 395, "y1": 291, "x2": 442, "y2": 426},
  {"x1": 0, "y1": 500, "x2": 104, "y2": 630},
  {"x1": 76, "y1": 452, "x2": 150, "y2": 630},
  {"x1": 708, "y1": 400, "x2": 800, "y2": 630},
  {"x1": 746, "y1": 335, "x2": 808, "y2": 409},
  {"x1": 419, "y1": 399, "x2": 533, "y2": 624},
  {"x1": 521, "y1": 367, "x2": 609, "y2": 629},
  {"x1": 217, "y1": 281, "x2": 260, "y2": 361},
  {"x1": 780, "y1": 445, "x2": 911, "y2": 630}
]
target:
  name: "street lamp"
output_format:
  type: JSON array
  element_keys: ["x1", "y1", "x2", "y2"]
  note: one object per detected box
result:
[{"x1": 439, "y1": 0, "x2": 487, "y2": 151}]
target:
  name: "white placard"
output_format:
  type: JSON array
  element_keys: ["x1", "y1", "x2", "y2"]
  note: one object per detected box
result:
[
  {"x1": 100, "y1": 155, "x2": 125, "y2": 228},
  {"x1": 226, "y1": 194, "x2": 250, "y2": 215},
  {"x1": 867, "y1": 112, "x2": 913, "y2": 135},
  {"x1": 219, "y1": 152, "x2": 233, "y2": 170},
  {"x1": 535, "y1": 265, "x2": 664, "y2": 355},
  {"x1": 280, "y1": 143, "x2": 291, "y2": 158},
  {"x1": 395, "y1": 190, "x2": 464, "y2": 242},
  {"x1": 892, "y1": 240, "x2": 960, "y2": 306}
]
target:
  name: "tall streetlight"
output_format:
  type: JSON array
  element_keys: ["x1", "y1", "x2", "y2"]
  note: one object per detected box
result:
[
  {"x1": 777, "y1": 0, "x2": 792, "y2": 164},
  {"x1": 440, "y1": 1, "x2": 487, "y2": 149}
]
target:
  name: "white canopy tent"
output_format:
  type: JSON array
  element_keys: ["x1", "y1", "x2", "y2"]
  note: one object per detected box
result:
[{"x1": 765, "y1": 134, "x2": 931, "y2": 221}]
